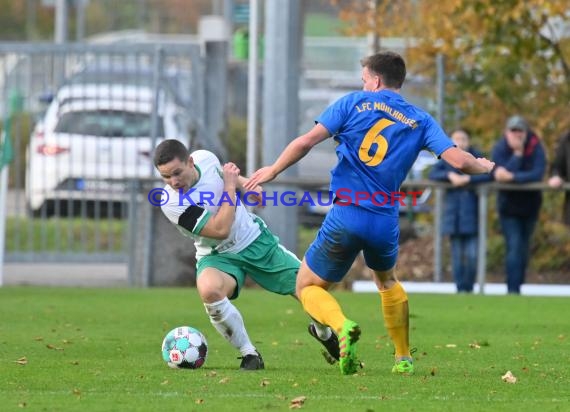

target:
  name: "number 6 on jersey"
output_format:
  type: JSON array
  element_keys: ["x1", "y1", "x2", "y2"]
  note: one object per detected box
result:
[{"x1": 358, "y1": 118, "x2": 395, "y2": 167}]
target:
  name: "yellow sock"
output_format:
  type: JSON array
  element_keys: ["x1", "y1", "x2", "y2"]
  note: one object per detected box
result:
[
  {"x1": 380, "y1": 282, "x2": 410, "y2": 359},
  {"x1": 300, "y1": 285, "x2": 347, "y2": 333}
]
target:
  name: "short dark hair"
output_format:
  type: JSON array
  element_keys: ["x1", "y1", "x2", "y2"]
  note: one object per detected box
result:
[
  {"x1": 361, "y1": 51, "x2": 406, "y2": 89},
  {"x1": 153, "y1": 139, "x2": 189, "y2": 167}
]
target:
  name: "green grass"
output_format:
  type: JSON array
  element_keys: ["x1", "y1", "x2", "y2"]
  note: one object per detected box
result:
[{"x1": 0, "y1": 288, "x2": 568, "y2": 411}]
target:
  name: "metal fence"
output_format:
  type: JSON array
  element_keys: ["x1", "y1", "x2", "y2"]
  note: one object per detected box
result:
[
  {"x1": 272, "y1": 177, "x2": 570, "y2": 291},
  {"x1": 3, "y1": 39, "x2": 568, "y2": 291},
  {"x1": 0, "y1": 41, "x2": 221, "y2": 263}
]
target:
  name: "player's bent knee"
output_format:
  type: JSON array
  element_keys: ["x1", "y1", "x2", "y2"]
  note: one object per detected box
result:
[
  {"x1": 373, "y1": 267, "x2": 397, "y2": 284},
  {"x1": 197, "y1": 270, "x2": 237, "y2": 303},
  {"x1": 294, "y1": 284, "x2": 305, "y2": 301},
  {"x1": 197, "y1": 284, "x2": 228, "y2": 303}
]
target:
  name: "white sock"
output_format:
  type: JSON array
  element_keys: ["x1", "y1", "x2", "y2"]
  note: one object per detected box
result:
[
  {"x1": 204, "y1": 297, "x2": 257, "y2": 357},
  {"x1": 311, "y1": 320, "x2": 333, "y2": 341}
]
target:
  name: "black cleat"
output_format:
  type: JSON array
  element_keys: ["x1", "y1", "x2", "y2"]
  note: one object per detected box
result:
[
  {"x1": 239, "y1": 351, "x2": 265, "y2": 371},
  {"x1": 308, "y1": 324, "x2": 340, "y2": 364}
]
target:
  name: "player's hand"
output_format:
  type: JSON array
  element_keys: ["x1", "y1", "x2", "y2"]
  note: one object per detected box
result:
[
  {"x1": 243, "y1": 166, "x2": 277, "y2": 190},
  {"x1": 222, "y1": 162, "x2": 240, "y2": 191},
  {"x1": 476, "y1": 158, "x2": 495, "y2": 174}
]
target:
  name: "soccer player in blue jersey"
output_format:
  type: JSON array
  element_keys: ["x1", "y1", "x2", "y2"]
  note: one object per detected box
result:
[{"x1": 245, "y1": 51, "x2": 495, "y2": 375}]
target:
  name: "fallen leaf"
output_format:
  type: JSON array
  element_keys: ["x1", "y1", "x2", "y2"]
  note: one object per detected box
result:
[
  {"x1": 260, "y1": 379, "x2": 270, "y2": 387},
  {"x1": 14, "y1": 357, "x2": 28, "y2": 365},
  {"x1": 206, "y1": 371, "x2": 217, "y2": 377},
  {"x1": 445, "y1": 344, "x2": 457, "y2": 348},
  {"x1": 72, "y1": 388, "x2": 81, "y2": 396},
  {"x1": 161, "y1": 380, "x2": 169, "y2": 385},
  {"x1": 469, "y1": 343, "x2": 481, "y2": 349},
  {"x1": 501, "y1": 371, "x2": 517, "y2": 384},
  {"x1": 33, "y1": 336, "x2": 43, "y2": 341},
  {"x1": 18, "y1": 402, "x2": 26, "y2": 408},
  {"x1": 430, "y1": 367, "x2": 437, "y2": 376},
  {"x1": 290, "y1": 396, "x2": 306, "y2": 409},
  {"x1": 195, "y1": 399, "x2": 204, "y2": 404},
  {"x1": 218, "y1": 377, "x2": 229, "y2": 384}
]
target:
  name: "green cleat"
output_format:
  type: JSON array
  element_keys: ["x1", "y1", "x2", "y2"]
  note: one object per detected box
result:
[
  {"x1": 338, "y1": 319, "x2": 361, "y2": 375},
  {"x1": 392, "y1": 358, "x2": 414, "y2": 375}
]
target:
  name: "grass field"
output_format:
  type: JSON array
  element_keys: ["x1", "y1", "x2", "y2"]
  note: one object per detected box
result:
[{"x1": 0, "y1": 288, "x2": 568, "y2": 411}]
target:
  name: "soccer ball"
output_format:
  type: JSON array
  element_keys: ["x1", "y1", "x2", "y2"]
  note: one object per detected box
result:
[{"x1": 161, "y1": 326, "x2": 208, "y2": 369}]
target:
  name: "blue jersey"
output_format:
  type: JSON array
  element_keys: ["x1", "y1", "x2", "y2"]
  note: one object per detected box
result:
[{"x1": 317, "y1": 89, "x2": 454, "y2": 215}]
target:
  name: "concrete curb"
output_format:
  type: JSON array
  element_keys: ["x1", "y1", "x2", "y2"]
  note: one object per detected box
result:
[{"x1": 353, "y1": 280, "x2": 570, "y2": 296}]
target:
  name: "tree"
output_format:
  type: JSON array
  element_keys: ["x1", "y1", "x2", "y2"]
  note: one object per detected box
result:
[{"x1": 333, "y1": 0, "x2": 570, "y2": 152}]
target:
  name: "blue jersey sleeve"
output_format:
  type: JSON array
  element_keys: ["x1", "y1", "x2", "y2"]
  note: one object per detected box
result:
[
  {"x1": 422, "y1": 116, "x2": 454, "y2": 157},
  {"x1": 316, "y1": 93, "x2": 354, "y2": 136}
]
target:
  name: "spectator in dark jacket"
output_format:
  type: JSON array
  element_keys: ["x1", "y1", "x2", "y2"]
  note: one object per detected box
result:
[
  {"x1": 492, "y1": 115, "x2": 546, "y2": 294},
  {"x1": 429, "y1": 129, "x2": 487, "y2": 292},
  {"x1": 547, "y1": 131, "x2": 570, "y2": 226}
]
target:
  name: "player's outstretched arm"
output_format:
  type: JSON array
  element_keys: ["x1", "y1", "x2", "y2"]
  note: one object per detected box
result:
[
  {"x1": 237, "y1": 175, "x2": 263, "y2": 205},
  {"x1": 244, "y1": 124, "x2": 330, "y2": 190},
  {"x1": 441, "y1": 147, "x2": 495, "y2": 175}
]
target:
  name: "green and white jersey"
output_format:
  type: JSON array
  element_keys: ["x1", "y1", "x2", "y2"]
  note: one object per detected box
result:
[{"x1": 160, "y1": 150, "x2": 261, "y2": 259}]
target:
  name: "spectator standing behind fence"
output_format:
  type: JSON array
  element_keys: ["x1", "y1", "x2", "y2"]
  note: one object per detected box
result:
[
  {"x1": 429, "y1": 129, "x2": 487, "y2": 293},
  {"x1": 547, "y1": 130, "x2": 570, "y2": 226},
  {"x1": 492, "y1": 115, "x2": 546, "y2": 294}
]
